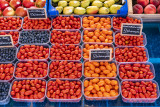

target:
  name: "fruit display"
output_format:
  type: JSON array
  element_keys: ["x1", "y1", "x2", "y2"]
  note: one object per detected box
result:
[
  {"x1": 17, "y1": 45, "x2": 49, "y2": 60},
  {"x1": 83, "y1": 43, "x2": 113, "y2": 59},
  {"x1": 84, "y1": 78, "x2": 119, "y2": 100},
  {"x1": 84, "y1": 61, "x2": 117, "y2": 78},
  {"x1": 49, "y1": 61, "x2": 82, "y2": 79},
  {"x1": 133, "y1": 0, "x2": 160, "y2": 14},
  {"x1": 83, "y1": 29, "x2": 113, "y2": 43},
  {"x1": 121, "y1": 80, "x2": 159, "y2": 103},
  {"x1": 19, "y1": 30, "x2": 50, "y2": 44},
  {"x1": 112, "y1": 16, "x2": 141, "y2": 30},
  {"x1": 52, "y1": 16, "x2": 81, "y2": 29},
  {"x1": 52, "y1": 0, "x2": 122, "y2": 14},
  {"x1": 0, "y1": 0, "x2": 46, "y2": 16},
  {"x1": 23, "y1": 17, "x2": 51, "y2": 30},
  {"x1": 15, "y1": 61, "x2": 48, "y2": 78},
  {"x1": 47, "y1": 79, "x2": 82, "y2": 101},
  {"x1": 0, "y1": 31, "x2": 19, "y2": 45},
  {"x1": 0, "y1": 82, "x2": 10, "y2": 102},
  {"x1": 0, "y1": 63, "x2": 14, "y2": 81},
  {"x1": 0, "y1": 17, "x2": 22, "y2": 30},
  {"x1": 0, "y1": 47, "x2": 16, "y2": 62},
  {"x1": 115, "y1": 47, "x2": 148, "y2": 62},
  {"x1": 10, "y1": 79, "x2": 46, "y2": 101},
  {"x1": 82, "y1": 16, "x2": 111, "y2": 29},
  {"x1": 50, "y1": 30, "x2": 81, "y2": 44},
  {"x1": 119, "y1": 63, "x2": 154, "y2": 80},
  {"x1": 114, "y1": 32, "x2": 146, "y2": 47},
  {"x1": 50, "y1": 44, "x2": 82, "y2": 60}
]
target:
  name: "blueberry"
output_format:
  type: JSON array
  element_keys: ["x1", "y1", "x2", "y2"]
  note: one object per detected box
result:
[
  {"x1": 0, "y1": 82, "x2": 10, "y2": 101},
  {"x1": 0, "y1": 47, "x2": 16, "y2": 62},
  {"x1": 19, "y1": 30, "x2": 49, "y2": 44}
]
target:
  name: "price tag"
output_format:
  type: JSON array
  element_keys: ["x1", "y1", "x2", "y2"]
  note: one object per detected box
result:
[
  {"x1": 89, "y1": 49, "x2": 112, "y2": 62},
  {"x1": 27, "y1": 8, "x2": 47, "y2": 19},
  {"x1": 121, "y1": 23, "x2": 142, "y2": 36},
  {"x1": 0, "y1": 35, "x2": 14, "y2": 47}
]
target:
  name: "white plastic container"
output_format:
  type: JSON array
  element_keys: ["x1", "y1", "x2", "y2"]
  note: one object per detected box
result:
[
  {"x1": 82, "y1": 43, "x2": 114, "y2": 61},
  {"x1": 46, "y1": 79, "x2": 82, "y2": 102},
  {"x1": 83, "y1": 60, "x2": 117, "y2": 78},
  {"x1": 50, "y1": 29, "x2": 81, "y2": 45},
  {"x1": 121, "y1": 80, "x2": 159, "y2": 103},
  {"x1": 114, "y1": 31, "x2": 147, "y2": 47},
  {"x1": 118, "y1": 62, "x2": 155, "y2": 80},
  {"x1": 10, "y1": 78, "x2": 47, "y2": 102},
  {"x1": 83, "y1": 77, "x2": 120, "y2": 100},
  {"x1": 48, "y1": 60, "x2": 82, "y2": 79},
  {"x1": 14, "y1": 60, "x2": 49, "y2": 79},
  {"x1": 17, "y1": 44, "x2": 50, "y2": 61}
]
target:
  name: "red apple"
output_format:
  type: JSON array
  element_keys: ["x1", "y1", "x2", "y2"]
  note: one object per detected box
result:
[
  {"x1": 15, "y1": 6, "x2": 27, "y2": 17},
  {"x1": 22, "y1": 0, "x2": 35, "y2": 8},
  {"x1": 3, "y1": 7, "x2": 15, "y2": 16},
  {"x1": 35, "y1": 0, "x2": 46, "y2": 8},
  {"x1": 0, "y1": 10, "x2": 2, "y2": 16},
  {"x1": 0, "y1": 0, "x2": 9, "y2": 10},
  {"x1": 9, "y1": 0, "x2": 22, "y2": 9}
]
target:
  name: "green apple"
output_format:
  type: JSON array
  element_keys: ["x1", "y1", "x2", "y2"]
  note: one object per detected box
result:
[
  {"x1": 104, "y1": 0, "x2": 115, "y2": 8},
  {"x1": 69, "y1": 1, "x2": 80, "y2": 7},
  {"x1": 114, "y1": 0, "x2": 119, "y2": 3},
  {"x1": 56, "y1": 6, "x2": 63, "y2": 13},
  {"x1": 63, "y1": 6, "x2": 74, "y2": 14},
  {"x1": 58, "y1": 1, "x2": 67, "y2": 7},
  {"x1": 92, "y1": 1, "x2": 103, "y2": 8},
  {"x1": 81, "y1": 0, "x2": 90, "y2": 8},
  {"x1": 74, "y1": 7, "x2": 86, "y2": 14},
  {"x1": 99, "y1": 7, "x2": 109, "y2": 14},
  {"x1": 86, "y1": 6, "x2": 99, "y2": 14},
  {"x1": 109, "y1": 4, "x2": 122, "y2": 14}
]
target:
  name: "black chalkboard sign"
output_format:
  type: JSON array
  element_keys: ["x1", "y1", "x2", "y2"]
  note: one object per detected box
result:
[
  {"x1": 89, "y1": 49, "x2": 112, "y2": 61},
  {"x1": 0, "y1": 35, "x2": 13, "y2": 47},
  {"x1": 121, "y1": 23, "x2": 142, "y2": 36},
  {"x1": 27, "y1": 8, "x2": 47, "y2": 19}
]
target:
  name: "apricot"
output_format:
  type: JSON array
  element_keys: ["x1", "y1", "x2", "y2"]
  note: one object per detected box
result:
[
  {"x1": 150, "y1": 0, "x2": 160, "y2": 7},
  {"x1": 133, "y1": 4, "x2": 143, "y2": 14},
  {"x1": 144, "y1": 4, "x2": 156, "y2": 14},
  {"x1": 137, "y1": 0, "x2": 149, "y2": 7}
]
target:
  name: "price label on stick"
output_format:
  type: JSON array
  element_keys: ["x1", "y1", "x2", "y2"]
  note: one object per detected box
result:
[
  {"x1": 121, "y1": 23, "x2": 143, "y2": 36},
  {"x1": 27, "y1": 8, "x2": 47, "y2": 19},
  {"x1": 0, "y1": 35, "x2": 14, "y2": 47},
  {"x1": 89, "y1": 49, "x2": 112, "y2": 62}
]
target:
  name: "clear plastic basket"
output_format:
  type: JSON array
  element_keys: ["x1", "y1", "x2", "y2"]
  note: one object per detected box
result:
[
  {"x1": 52, "y1": 15, "x2": 81, "y2": 30},
  {"x1": 114, "y1": 31, "x2": 147, "y2": 47},
  {"x1": 14, "y1": 60, "x2": 49, "y2": 79},
  {"x1": 50, "y1": 44, "x2": 82, "y2": 61},
  {"x1": 17, "y1": 44, "x2": 50, "y2": 61},
  {"x1": 112, "y1": 15, "x2": 143, "y2": 31},
  {"x1": 114, "y1": 46, "x2": 149, "y2": 62},
  {"x1": 82, "y1": 43, "x2": 114, "y2": 61},
  {"x1": 118, "y1": 62, "x2": 155, "y2": 80},
  {"x1": 19, "y1": 30, "x2": 50, "y2": 44},
  {"x1": 48, "y1": 60, "x2": 82, "y2": 80},
  {"x1": 46, "y1": 78, "x2": 82, "y2": 102},
  {"x1": 50, "y1": 29, "x2": 81, "y2": 45},
  {"x1": 0, "y1": 82, "x2": 10, "y2": 105},
  {"x1": 83, "y1": 77, "x2": 120, "y2": 100},
  {"x1": 10, "y1": 78, "x2": 47, "y2": 102},
  {"x1": 0, "y1": 16, "x2": 23, "y2": 31},
  {"x1": 82, "y1": 29, "x2": 113, "y2": 44},
  {"x1": 81, "y1": 15, "x2": 112, "y2": 30},
  {"x1": 121, "y1": 79, "x2": 160, "y2": 103},
  {"x1": 83, "y1": 60, "x2": 118, "y2": 78}
]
